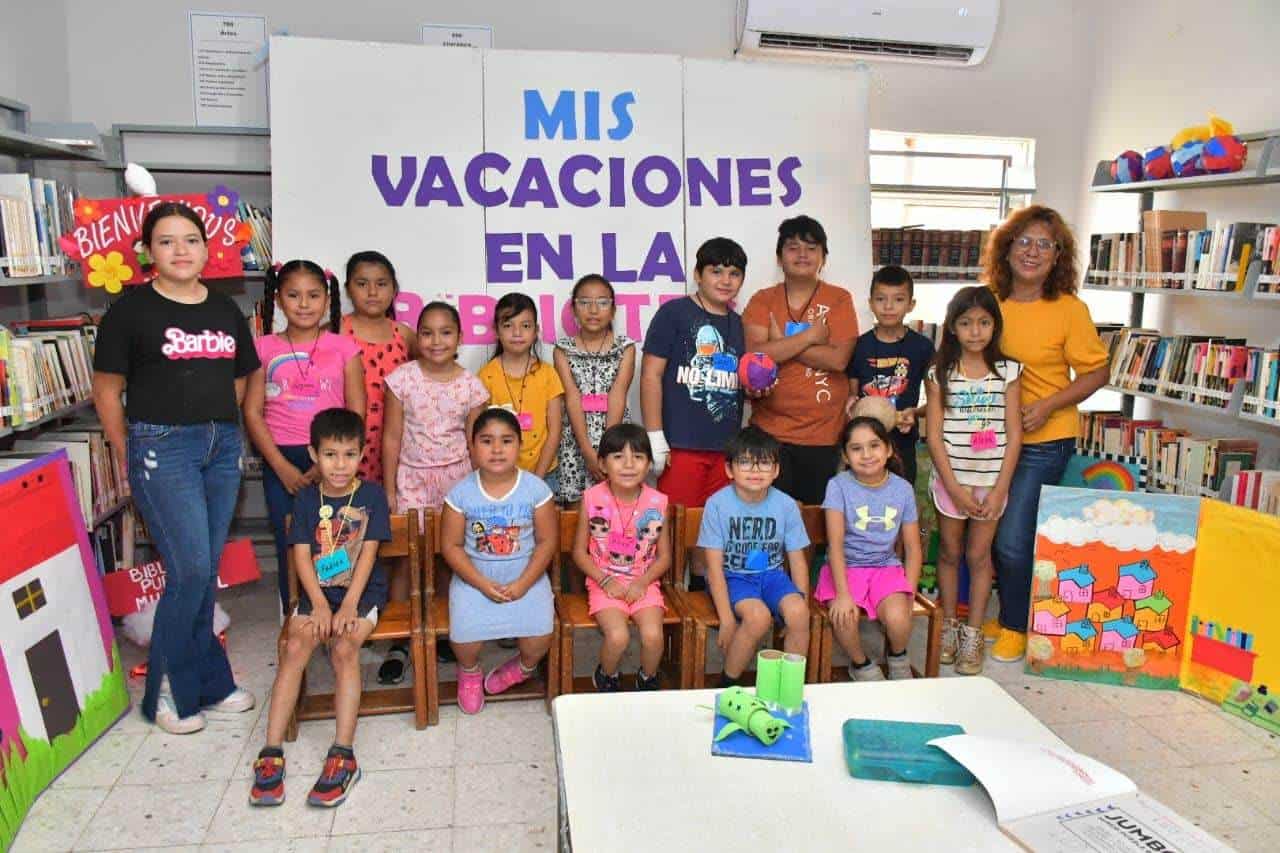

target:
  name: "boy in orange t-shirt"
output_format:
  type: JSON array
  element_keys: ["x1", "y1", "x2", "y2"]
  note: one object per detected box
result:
[{"x1": 742, "y1": 216, "x2": 858, "y2": 505}]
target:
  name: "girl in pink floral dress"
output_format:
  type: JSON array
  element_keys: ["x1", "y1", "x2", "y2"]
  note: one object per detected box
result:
[{"x1": 383, "y1": 302, "x2": 490, "y2": 514}]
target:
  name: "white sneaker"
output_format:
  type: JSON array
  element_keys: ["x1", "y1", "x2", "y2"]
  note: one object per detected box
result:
[
  {"x1": 850, "y1": 660, "x2": 886, "y2": 682},
  {"x1": 886, "y1": 653, "x2": 914, "y2": 680},
  {"x1": 155, "y1": 694, "x2": 207, "y2": 735},
  {"x1": 206, "y1": 687, "x2": 256, "y2": 714}
]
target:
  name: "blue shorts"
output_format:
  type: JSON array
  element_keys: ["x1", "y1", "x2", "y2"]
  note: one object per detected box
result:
[{"x1": 725, "y1": 570, "x2": 802, "y2": 620}]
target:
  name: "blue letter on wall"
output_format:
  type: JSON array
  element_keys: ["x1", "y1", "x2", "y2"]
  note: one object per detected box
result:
[{"x1": 525, "y1": 90, "x2": 577, "y2": 140}]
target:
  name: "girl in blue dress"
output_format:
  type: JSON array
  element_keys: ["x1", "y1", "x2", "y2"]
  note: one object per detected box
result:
[{"x1": 441, "y1": 408, "x2": 557, "y2": 713}]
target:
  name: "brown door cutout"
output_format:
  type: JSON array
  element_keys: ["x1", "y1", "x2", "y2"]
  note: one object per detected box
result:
[{"x1": 26, "y1": 631, "x2": 80, "y2": 739}]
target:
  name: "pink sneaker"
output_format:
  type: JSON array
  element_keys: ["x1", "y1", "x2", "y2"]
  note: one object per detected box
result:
[
  {"x1": 484, "y1": 654, "x2": 532, "y2": 696},
  {"x1": 457, "y1": 666, "x2": 485, "y2": 714}
]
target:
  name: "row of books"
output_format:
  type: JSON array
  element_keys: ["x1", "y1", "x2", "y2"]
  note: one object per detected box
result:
[
  {"x1": 1077, "y1": 411, "x2": 1265, "y2": 506},
  {"x1": 1103, "y1": 327, "x2": 1250, "y2": 409},
  {"x1": 0, "y1": 319, "x2": 97, "y2": 428},
  {"x1": 872, "y1": 228, "x2": 990, "y2": 279},
  {"x1": 1241, "y1": 347, "x2": 1280, "y2": 422},
  {"x1": 1086, "y1": 212, "x2": 1273, "y2": 292},
  {"x1": 0, "y1": 173, "x2": 77, "y2": 277},
  {"x1": 238, "y1": 200, "x2": 273, "y2": 270},
  {"x1": 0, "y1": 423, "x2": 128, "y2": 528}
]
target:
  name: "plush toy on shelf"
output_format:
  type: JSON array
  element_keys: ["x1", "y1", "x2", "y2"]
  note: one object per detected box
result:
[
  {"x1": 1110, "y1": 149, "x2": 1144, "y2": 183},
  {"x1": 1169, "y1": 114, "x2": 1246, "y2": 178},
  {"x1": 1142, "y1": 146, "x2": 1173, "y2": 180}
]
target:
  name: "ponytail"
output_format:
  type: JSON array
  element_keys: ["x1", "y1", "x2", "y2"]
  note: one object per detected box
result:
[
  {"x1": 325, "y1": 269, "x2": 342, "y2": 329},
  {"x1": 262, "y1": 262, "x2": 281, "y2": 333},
  {"x1": 263, "y1": 259, "x2": 338, "y2": 334}
]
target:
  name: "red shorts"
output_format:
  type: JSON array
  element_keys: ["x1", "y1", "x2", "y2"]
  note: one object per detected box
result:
[{"x1": 658, "y1": 449, "x2": 730, "y2": 507}]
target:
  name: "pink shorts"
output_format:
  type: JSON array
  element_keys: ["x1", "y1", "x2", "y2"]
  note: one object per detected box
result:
[
  {"x1": 814, "y1": 564, "x2": 912, "y2": 619},
  {"x1": 395, "y1": 458, "x2": 472, "y2": 512},
  {"x1": 929, "y1": 474, "x2": 1006, "y2": 520},
  {"x1": 586, "y1": 577, "x2": 665, "y2": 617}
]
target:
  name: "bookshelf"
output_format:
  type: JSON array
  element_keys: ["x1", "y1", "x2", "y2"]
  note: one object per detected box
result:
[{"x1": 1088, "y1": 128, "x2": 1280, "y2": 430}]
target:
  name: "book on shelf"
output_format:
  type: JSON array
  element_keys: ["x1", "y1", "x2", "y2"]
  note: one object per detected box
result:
[
  {"x1": 1242, "y1": 346, "x2": 1280, "y2": 420},
  {"x1": 870, "y1": 227, "x2": 988, "y2": 279},
  {"x1": 1226, "y1": 470, "x2": 1280, "y2": 515},
  {"x1": 1108, "y1": 329, "x2": 1251, "y2": 409},
  {"x1": 237, "y1": 200, "x2": 272, "y2": 270},
  {"x1": 1251, "y1": 224, "x2": 1280, "y2": 292},
  {"x1": 0, "y1": 173, "x2": 77, "y2": 278},
  {"x1": 1088, "y1": 218, "x2": 1275, "y2": 291},
  {"x1": 0, "y1": 320, "x2": 96, "y2": 429}
]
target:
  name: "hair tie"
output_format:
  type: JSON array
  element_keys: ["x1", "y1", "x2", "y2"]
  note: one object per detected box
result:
[
  {"x1": 324, "y1": 268, "x2": 335, "y2": 279},
  {"x1": 271, "y1": 261, "x2": 283, "y2": 272}
]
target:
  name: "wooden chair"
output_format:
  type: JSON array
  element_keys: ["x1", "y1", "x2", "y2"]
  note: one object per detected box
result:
[
  {"x1": 280, "y1": 511, "x2": 428, "y2": 740},
  {"x1": 803, "y1": 505, "x2": 943, "y2": 681},
  {"x1": 422, "y1": 508, "x2": 560, "y2": 724},
  {"x1": 670, "y1": 505, "x2": 824, "y2": 688},
  {"x1": 553, "y1": 507, "x2": 693, "y2": 694}
]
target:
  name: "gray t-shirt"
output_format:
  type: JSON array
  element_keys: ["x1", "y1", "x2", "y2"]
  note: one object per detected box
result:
[{"x1": 821, "y1": 471, "x2": 918, "y2": 567}]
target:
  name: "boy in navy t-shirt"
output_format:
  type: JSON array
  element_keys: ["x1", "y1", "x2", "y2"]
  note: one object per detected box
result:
[
  {"x1": 697, "y1": 426, "x2": 811, "y2": 686},
  {"x1": 845, "y1": 265, "x2": 935, "y2": 485},
  {"x1": 250, "y1": 408, "x2": 391, "y2": 809}
]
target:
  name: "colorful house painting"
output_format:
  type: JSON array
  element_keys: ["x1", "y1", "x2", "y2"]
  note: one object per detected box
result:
[
  {"x1": 1032, "y1": 598, "x2": 1070, "y2": 636},
  {"x1": 1056, "y1": 565, "x2": 1095, "y2": 603},
  {"x1": 1087, "y1": 587, "x2": 1125, "y2": 623},
  {"x1": 1100, "y1": 618, "x2": 1140, "y2": 651},
  {"x1": 1061, "y1": 619, "x2": 1098, "y2": 654},
  {"x1": 1117, "y1": 560, "x2": 1157, "y2": 599},
  {"x1": 1134, "y1": 592, "x2": 1174, "y2": 631},
  {"x1": 1142, "y1": 628, "x2": 1181, "y2": 654}
]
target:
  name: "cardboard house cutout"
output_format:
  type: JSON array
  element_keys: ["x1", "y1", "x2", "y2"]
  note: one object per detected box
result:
[{"x1": 0, "y1": 453, "x2": 128, "y2": 850}]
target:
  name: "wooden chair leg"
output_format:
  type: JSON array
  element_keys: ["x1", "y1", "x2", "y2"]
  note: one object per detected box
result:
[
  {"x1": 819, "y1": 617, "x2": 834, "y2": 683},
  {"x1": 560, "y1": 621, "x2": 576, "y2": 697},
  {"x1": 925, "y1": 605, "x2": 942, "y2": 678},
  {"x1": 693, "y1": 623, "x2": 709, "y2": 689},
  {"x1": 680, "y1": 618, "x2": 693, "y2": 690},
  {"x1": 411, "y1": 628, "x2": 428, "y2": 729},
  {"x1": 425, "y1": 631, "x2": 440, "y2": 727},
  {"x1": 545, "y1": 620, "x2": 561, "y2": 712}
]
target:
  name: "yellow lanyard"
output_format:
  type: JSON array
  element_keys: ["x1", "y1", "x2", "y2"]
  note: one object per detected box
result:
[{"x1": 322, "y1": 480, "x2": 361, "y2": 557}]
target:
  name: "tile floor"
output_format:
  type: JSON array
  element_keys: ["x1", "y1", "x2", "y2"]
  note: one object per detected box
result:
[{"x1": 12, "y1": 582, "x2": 1280, "y2": 852}]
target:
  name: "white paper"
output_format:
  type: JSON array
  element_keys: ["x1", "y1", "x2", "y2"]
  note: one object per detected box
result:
[
  {"x1": 421, "y1": 24, "x2": 493, "y2": 49},
  {"x1": 1003, "y1": 794, "x2": 1236, "y2": 853},
  {"x1": 929, "y1": 734, "x2": 1135, "y2": 824},
  {"x1": 189, "y1": 12, "x2": 269, "y2": 127}
]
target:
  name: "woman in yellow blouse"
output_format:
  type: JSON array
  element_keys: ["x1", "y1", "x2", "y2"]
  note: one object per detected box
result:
[{"x1": 986, "y1": 205, "x2": 1110, "y2": 662}]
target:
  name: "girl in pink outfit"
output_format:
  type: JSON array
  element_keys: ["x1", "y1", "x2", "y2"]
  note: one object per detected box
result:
[{"x1": 382, "y1": 302, "x2": 489, "y2": 514}]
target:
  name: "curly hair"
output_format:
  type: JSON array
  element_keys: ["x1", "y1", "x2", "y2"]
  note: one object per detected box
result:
[{"x1": 982, "y1": 205, "x2": 1080, "y2": 300}]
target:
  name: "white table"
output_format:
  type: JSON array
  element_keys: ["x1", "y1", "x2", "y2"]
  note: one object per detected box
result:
[{"x1": 552, "y1": 677, "x2": 1064, "y2": 852}]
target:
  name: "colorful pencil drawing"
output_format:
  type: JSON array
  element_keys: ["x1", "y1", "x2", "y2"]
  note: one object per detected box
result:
[
  {"x1": 0, "y1": 453, "x2": 130, "y2": 850},
  {"x1": 1059, "y1": 453, "x2": 1141, "y2": 492},
  {"x1": 1025, "y1": 487, "x2": 1200, "y2": 689},
  {"x1": 1181, "y1": 500, "x2": 1280, "y2": 734}
]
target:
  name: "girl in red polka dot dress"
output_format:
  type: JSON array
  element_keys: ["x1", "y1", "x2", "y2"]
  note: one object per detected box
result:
[{"x1": 338, "y1": 251, "x2": 416, "y2": 483}]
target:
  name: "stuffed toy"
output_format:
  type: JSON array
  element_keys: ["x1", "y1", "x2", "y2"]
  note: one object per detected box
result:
[
  {"x1": 1172, "y1": 142, "x2": 1206, "y2": 177},
  {"x1": 1202, "y1": 135, "x2": 1247, "y2": 173},
  {"x1": 1110, "y1": 150, "x2": 1143, "y2": 183},
  {"x1": 1142, "y1": 146, "x2": 1173, "y2": 180},
  {"x1": 714, "y1": 686, "x2": 792, "y2": 746},
  {"x1": 1168, "y1": 115, "x2": 1245, "y2": 178}
]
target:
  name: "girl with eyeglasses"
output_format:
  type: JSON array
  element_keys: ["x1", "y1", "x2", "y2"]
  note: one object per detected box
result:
[
  {"x1": 983, "y1": 205, "x2": 1110, "y2": 664},
  {"x1": 553, "y1": 274, "x2": 637, "y2": 506}
]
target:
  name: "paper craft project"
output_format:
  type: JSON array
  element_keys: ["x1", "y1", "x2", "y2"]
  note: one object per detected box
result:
[
  {"x1": 1181, "y1": 500, "x2": 1280, "y2": 735},
  {"x1": 1059, "y1": 453, "x2": 1142, "y2": 492},
  {"x1": 709, "y1": 689, "x2": 812, "y2": 763},
  {"x1": 1026, "y1": 487, "x2": 1199, "y2": 689},
  {"x1": 930, "y1": 734, "x2": 1232, "y2": 852},
  {"x1": 0, "y1": 452, "x2": 130, "y2": 850}
]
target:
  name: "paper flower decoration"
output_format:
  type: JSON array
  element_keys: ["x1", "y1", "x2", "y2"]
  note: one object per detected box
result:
[
  {"x1": 86, "y1": 251, "x2": 134, "y2": 293},
  {"x1": 74, "y1": 198, "x2": 100, "y2": 224},
  {"x1": 206, "y1": 184, "x2": 239, "y2": 216},
  {"x1": 234, "y1": 220, "x2": 253, "y2": 243}
]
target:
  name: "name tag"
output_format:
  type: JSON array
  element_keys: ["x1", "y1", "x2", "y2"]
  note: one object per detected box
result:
[
  {"x1": 517, "y1": 411, "x2": 535, "y2": 431},
  {"x1": 784, "y1": 321, "x2": 810, "y2": 337},
  {"x1": 315, "y1": 550, "x2": 351, "y2": 583},
  {"x1": 711, "y1": 352, "x2": 738, "y2": 373},
  {"x1": 581, "y1": 393, "x2": 609, "y2": 413}
]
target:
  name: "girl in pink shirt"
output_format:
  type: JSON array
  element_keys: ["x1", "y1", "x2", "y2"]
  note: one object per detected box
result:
[{"x1": 244, "y1": 260, "x2": 366, "y2": 613}]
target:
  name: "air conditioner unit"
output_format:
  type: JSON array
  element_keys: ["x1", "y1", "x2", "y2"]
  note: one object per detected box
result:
[{"x1": 736, "y1": 1, "x2": 1000, "y2": 68}]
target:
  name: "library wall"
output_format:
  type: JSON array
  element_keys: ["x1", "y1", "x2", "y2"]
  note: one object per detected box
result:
[{"x1": 1075, "y1": 0, "x2": 1280, "y2": 463}]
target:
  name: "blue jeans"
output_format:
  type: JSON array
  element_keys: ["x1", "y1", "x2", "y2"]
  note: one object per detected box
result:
[
  {"x1": 261, "y1": 444, "x2": 313, "y2": 614},
  {"x1": 993, "y1": 438, "x2": 1074, "y2": 633},
  {"x1": 128, "y1": 421, "x2": 243, "y2": 719}
]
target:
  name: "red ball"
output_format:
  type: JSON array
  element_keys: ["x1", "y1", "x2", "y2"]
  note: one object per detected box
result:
[{"x1": 737, "y1": 352, "x2": 777, "y2": 393}]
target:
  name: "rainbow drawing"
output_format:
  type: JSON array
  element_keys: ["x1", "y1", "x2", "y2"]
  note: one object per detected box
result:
[{"x1": 1080, "y1": 460, "x2": 1137, "y2": 491}]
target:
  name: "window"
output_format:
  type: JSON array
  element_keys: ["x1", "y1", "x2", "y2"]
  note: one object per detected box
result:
[
  {"x1": 870, "y1": 130, "x2": 1036, "y2": 230},
  {"x1": 13, "y1": 579, "x2": 46, "y2": 620}
]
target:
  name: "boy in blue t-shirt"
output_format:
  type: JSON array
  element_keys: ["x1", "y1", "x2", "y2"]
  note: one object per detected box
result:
[
  {"x1": 844, "y1": 265, "x2": 935, "y2": 485},
  {"x1": 698, "y1": 426, "x2": 811, "y2": 687},
  {"x1": 250, "y1": 408, "x2": 391, "y2": 809}
]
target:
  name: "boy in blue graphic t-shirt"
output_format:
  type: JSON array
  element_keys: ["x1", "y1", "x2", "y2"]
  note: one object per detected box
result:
[{"x1": 698, "y1": 426, "x2": 810, "y2": 687}]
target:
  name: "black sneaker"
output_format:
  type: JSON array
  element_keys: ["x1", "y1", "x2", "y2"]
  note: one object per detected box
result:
[
  {"x1": 307, "y1": 747, "x2": 361, "y2": 808},
  {"x1": 636, "y1": 669, "x2": 661, "y2": 691},
  {"x1": 592, "y1": 665, "x2": 621, "y2": 692},
  {"x1": 249, "y1": 748, "x2": 285, "y2": 806},
  {"x1": 377, "y1": 644, "x2": 409, "y2": 684}
]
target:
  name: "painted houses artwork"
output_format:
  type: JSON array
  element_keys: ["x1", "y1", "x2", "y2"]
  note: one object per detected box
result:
[
  {"x1": 1118, "y1": 560, "x2": 1157, "y2": 599},
  {"x1": 1027, "y1": 488, "x2": 1199, "y2": 689},
  {"x1": 1056, "y1": 565, "x2": 1095, "y2": 603},
  {"x1": 1032, "y1": 599, "x2": 1070, "y2": 636},
  {"x1": 0, "y1": 453, "x2": 129, "y2": 850},
  {"x1": 1087, "y1": 587, "x2": 1125, "y2": 623}
]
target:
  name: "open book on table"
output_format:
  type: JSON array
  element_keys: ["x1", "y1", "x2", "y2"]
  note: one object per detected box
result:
[{"x1": 929, "y1": 735, "x2": 1235, "y2": 853}]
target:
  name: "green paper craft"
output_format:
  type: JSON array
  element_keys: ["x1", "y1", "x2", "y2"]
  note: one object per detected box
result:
[{"x1": 713, "y1": 686, "x2": 792, "y2": 746}]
